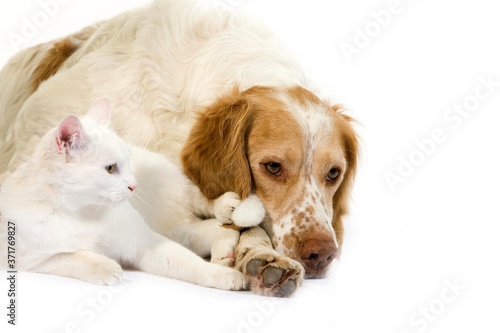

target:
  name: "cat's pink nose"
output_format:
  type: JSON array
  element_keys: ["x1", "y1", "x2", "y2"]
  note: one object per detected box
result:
[{"x1": 128, "y1": 185, "x2": 136, "y2": 192}]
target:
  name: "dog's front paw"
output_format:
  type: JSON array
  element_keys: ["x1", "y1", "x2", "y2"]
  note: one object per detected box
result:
[{"x1": 239, "y1": 248, "x2": 304, "y2": 297}]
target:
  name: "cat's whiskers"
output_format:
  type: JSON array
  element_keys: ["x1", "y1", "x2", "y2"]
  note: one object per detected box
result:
[
  {"x1": 109, "y1": 199, "x2": 119, "y2": 226},
  {"x1": 131, "y1": 186, "x2": 157, "y2": 214},
  {"x1": 96, "y1": 192, "x2": 114, "y2": 212}
]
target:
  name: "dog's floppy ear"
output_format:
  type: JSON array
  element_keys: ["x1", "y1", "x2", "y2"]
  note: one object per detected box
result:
[
  {"x1": 331, "y1": 106, "x2": 359, "y2": 250},
  {"x1": 181, "y1": 88, "x2": 253, "y2": 200}
]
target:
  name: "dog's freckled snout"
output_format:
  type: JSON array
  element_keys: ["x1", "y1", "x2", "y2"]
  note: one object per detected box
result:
[{"x1": 300, "y1": 238, "x2": 337, "y2": 273}]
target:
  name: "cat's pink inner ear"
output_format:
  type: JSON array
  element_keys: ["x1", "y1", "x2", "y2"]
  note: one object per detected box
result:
[
  {"x1": 56, "y1": 115, "x2": 85, "y2": 153},
  {"x1": 86, "y1": 99, "x2": 111, "y2": 126}
]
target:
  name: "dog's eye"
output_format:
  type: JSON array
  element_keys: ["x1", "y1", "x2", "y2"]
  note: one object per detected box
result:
[
  {"x1": 264, "y1": 162, "x2": 282, "y2": 176},
  {"x1": 105, "y1": 163, "x2": 118, "y2": 174},
  {"x1": 327, "y1": 168, "x2": 340, "y2": 182}
]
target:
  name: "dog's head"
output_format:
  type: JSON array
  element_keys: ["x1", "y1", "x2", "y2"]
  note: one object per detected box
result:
[{"x1": 181, "y1": 86, "x2": 358, "y2": 278}]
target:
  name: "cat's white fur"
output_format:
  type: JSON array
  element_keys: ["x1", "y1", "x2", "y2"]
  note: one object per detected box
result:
[{"x1": 0, "y1": 100, "x2": 263, "y2": 289}]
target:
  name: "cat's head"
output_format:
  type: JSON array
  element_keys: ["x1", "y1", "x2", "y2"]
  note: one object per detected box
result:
[{"x1": 53, "y1": 99, "x2": 137, "y2": 211}]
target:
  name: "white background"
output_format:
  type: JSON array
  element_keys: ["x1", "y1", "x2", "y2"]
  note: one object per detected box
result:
[{"x1": 1, "y1": 0, "x2": 499, "y2": 332}]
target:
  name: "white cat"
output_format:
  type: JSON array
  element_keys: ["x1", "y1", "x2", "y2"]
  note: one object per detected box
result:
[{"x1": 0, "y1": 100, "x2": 263, "y2": 290}]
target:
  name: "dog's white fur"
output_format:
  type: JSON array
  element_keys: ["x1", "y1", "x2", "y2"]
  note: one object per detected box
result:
[{"x1": 0, "y1": 0, "x2": 304, "y2": 174}]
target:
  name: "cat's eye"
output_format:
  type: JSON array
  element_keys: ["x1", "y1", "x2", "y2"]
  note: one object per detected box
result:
[
  {"x1": 105, "y1": 164, "x2": 118, "y2": 174},
  {"x1": 264, "y1": 162, "x2": 282, "y2": 176},
  {"x1": 326, "y1": 168, "x2": 340, "y2": 182}
]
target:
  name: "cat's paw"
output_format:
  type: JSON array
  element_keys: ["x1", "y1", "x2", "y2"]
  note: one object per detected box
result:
[
  {"x1": 209, "y1": 267, "x2": 248, "y2": 291},
  {"x1": 211, "y1": 251, "x2": 235, "y2": 267},
  {"x1": 213, "y1": 192, "x2": 241, "y2": 224},
  {"x1": 210, "y1": 227, "x2": 240, "y2": 267},
  {"x1": 232, "y1": 194, "x2": 266, "y2": 228},
  {"x1": 214, "y1": 192, "x2": 266, "y2": 228},
  {"x1": 82, "y1": 259, "x2": 123, "y2": 286}
]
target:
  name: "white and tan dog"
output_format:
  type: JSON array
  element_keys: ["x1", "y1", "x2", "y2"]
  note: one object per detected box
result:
[{"x1": 0, "y1": 0, "x2": 358, "y2": 297}]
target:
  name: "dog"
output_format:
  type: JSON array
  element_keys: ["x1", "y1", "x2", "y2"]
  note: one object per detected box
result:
[{"x1": 0, "y1": 0, "x2": 358, "y2": 297}]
